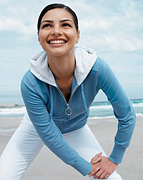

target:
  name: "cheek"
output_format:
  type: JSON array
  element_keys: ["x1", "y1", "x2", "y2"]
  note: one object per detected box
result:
[
  {"x1": 38, "y1": 31, "x2": 48, "y2": 41},
  {"x1": 38, "y1": 36, "x2": 43, "y2": 46},
  {"x1": 66, "y1": 31, "x2": 79, "y2": 42},
  {"x1": 38, "y1": 33, "x2": 43, "y2": 43}
]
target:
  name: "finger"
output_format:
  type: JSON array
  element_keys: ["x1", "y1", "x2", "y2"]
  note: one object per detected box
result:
[
  {"x1": 92, "y1": 156, "x2": 102, "y2": 164},
  {"x1": 104, "y1": 174, "x2": 110, "y2": 179},
  {"x1": 89, "y1": 165, "x2": 101, "y2": 176},
  {"x1": 94, "y1": 169, "x2": 103, "y2": 179},
  {"x1": 99, "y1": 172, "x2": 108, "y2": 179},
  {"x1": 91, "y1": 152, "x2": 102, "y2": 163}
]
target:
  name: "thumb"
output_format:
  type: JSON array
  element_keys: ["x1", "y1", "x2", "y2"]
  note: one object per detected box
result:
[{"x1": 91, "y1": 152, "x2": 102, "y2": 163}]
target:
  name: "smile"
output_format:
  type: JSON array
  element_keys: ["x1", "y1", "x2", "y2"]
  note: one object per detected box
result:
[{"x1": 48, "y1": 40, "x2": 67, "y2": 44}]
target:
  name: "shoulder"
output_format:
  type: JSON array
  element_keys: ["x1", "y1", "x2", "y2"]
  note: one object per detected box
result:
[
  {"x1": 91, "y1": 57, "x2": 110, "y2": 73},
  {"x1": 21, "y1": 70, "x2": 43, "y2": 87},
  {"x1": 21, "y1": 70, "x2": 49, "y2": 103},
  {"x1": 21, "y1": 70, "x2": 49, "y2": 94},
  {"x1": 89, "y1": 57, "x2": 116, "y2": 88}
]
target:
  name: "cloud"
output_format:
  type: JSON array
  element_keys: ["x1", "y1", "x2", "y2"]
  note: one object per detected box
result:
[
  {"x1": 0, "y1": 16, "x2": 36, "y2": 35},
  {"x1": 77, "y1": 0, "x2": 143, "y2": 52},
  {"x1": 0, "y1": 0, "x2": 143, "y2": 52},
  {"x1": 0, "y1": 0, "x2": 142, "y2": 100}
]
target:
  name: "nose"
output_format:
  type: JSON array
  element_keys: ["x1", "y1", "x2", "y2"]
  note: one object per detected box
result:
[{"x1": 51, "y1": 26, "x2": 63, "y2": 36}]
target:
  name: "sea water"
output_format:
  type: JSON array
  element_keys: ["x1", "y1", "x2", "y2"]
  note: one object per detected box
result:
[
  {"x1": 89, "y1": 99, "x2": 143, "y2": 119},
  {"x1": 0, "y1": 98, "x2": 143, "y2": 118}
]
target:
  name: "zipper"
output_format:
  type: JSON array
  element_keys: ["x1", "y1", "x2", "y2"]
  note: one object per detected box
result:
[
  {"x1": 56, "y1": 86, "x2": 78, "y2": 118},
  {"x1": 65, "y1": 103, "x2": 72, "y2": 116}
]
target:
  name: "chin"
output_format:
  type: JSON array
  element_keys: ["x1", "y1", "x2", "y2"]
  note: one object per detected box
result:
[{"x1": 46, "y1": 47, "x2": 74, "y2": 57}]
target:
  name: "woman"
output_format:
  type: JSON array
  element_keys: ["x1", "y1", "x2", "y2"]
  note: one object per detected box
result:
[{"x1": 0, "y1": 3, "x2": 136, "y2": 180}]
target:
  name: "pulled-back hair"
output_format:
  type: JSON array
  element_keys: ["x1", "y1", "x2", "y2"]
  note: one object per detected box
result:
[{"x1": 37, "y1": 3, "x2": 79, "y2": 33}]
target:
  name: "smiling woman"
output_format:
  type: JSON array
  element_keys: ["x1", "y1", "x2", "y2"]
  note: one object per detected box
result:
[
  {"x1": 0, "y1": 3, "x2": 136, "y2": 180},
  {"x1": 38, "y1": 8, "x2": 80, "y2": 59}
]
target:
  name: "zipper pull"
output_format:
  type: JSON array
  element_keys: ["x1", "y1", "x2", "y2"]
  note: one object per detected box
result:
[{"x1": 65, "y1": 103, "x2": 72, "y2": 116}]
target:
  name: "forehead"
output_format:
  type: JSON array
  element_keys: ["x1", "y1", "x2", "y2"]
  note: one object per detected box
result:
[{"x1": 41, "y1": 8, "x2": 74, "y2": 22}]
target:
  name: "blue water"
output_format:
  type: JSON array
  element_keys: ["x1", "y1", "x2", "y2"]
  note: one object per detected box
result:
[
  {"x1": 89, "y1": 99, "x2": 143, "y2": 118},
  {"x1": 0, "y1": 96, "x2": 142, "y2": 118}
]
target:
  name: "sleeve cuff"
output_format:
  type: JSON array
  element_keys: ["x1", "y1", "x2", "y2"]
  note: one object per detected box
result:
[
  {"x1": 72, "y1": 156, "x2": 92, "y2": 176},
  {"x1": 109, "y1": 144, "x2": 126, "y2": 164}
]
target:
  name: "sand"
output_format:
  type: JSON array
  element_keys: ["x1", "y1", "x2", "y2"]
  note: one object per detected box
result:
[{"x1": 0, "y1": 115, "x2": 143, "y2": 180}]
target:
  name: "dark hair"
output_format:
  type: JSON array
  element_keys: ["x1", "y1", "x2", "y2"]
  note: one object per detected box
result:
[{"x1": 37, "y1": 3, "x2": 79, "y2": 33}]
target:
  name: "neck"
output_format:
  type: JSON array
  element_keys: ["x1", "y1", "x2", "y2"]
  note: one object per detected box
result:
[{"x1": 47, "y1": 51, "x2": 75, "y2": 81}]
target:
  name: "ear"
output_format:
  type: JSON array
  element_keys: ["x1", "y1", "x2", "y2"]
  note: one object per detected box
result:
[
  {"x1": 76, "y1": 30, "x2": 80, "y2": 44},
  {"x1": 38, "y1": 36, "x2": 41, "y2": 45}
]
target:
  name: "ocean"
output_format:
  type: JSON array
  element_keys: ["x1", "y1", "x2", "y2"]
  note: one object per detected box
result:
[
  {"x1": 89, "y1": 99, "x2": 143, "y2": 119},
  {"x1": 0, "y1": 98, "x2": 142, "y2": 119}
]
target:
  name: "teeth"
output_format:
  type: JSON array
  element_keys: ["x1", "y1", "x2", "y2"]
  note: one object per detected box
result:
[{"x1": 49, "y1": 40, "x2": 65, "y2": 44}]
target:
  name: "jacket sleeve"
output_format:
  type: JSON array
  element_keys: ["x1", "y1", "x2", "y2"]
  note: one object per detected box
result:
[
  {"x1": 97, "y1": 58, "x2": 136, "y2": 164},
  {"x1": 21, "y1": 74, "x2": 92, "y2": 176}
]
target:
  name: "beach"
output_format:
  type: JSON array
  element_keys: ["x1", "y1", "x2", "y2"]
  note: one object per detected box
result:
[{"x1": 0, "y1": 115, "x2": 143, "y2": 180}]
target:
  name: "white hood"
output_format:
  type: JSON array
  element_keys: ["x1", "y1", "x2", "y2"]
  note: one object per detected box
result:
[{"x1": 30, "y1": 46, "x2": 97, "y2": 86}]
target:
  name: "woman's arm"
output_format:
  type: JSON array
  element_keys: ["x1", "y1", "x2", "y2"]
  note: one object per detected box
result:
[
  {"x1": 21, "y1": 71, "x2": 92, "y2": 176},
  {"x1": 89, "y1": 58, "x2": 136, "y2": 178},
  {"x1": 98, "y1": 58, "x2": 136, "y2": 164}
]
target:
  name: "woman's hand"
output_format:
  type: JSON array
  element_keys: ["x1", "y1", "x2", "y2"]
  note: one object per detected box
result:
[
  {"x1": 89, "y1": 155, "x2": 118, "y2": 179},
  {"x1": 90, "y1": 152, "x2": 102, "y2": 164}
]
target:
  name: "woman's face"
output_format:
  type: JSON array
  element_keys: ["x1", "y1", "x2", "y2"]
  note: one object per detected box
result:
[{"x1": 38, "y1": 8, "x2": 80, "y2": 57}]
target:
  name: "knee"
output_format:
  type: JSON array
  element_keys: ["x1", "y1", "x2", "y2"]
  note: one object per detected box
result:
[
  {"x1": 0, "y1": 171, "x2": 21, "y2": 180},
  {"x1": 0, "y1": 164, "x2": 21, "y2": 180}
]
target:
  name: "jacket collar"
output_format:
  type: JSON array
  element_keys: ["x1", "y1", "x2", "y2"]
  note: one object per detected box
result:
[{"x1": 30, "y1": 46, "x2": 97, "y2": 87}]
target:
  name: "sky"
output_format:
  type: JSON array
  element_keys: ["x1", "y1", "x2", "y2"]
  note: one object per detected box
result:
[{"x1": 0, "y1": 0, "x2": 143, "y2": 104}]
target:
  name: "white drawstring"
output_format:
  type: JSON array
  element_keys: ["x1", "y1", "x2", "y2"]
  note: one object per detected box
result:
[
  {"x1": 81, "y1": 83, "x2": 88, "y2": 113},
  {"x1": 49, "y1": 85, "x2": 54, "y2": 117}
]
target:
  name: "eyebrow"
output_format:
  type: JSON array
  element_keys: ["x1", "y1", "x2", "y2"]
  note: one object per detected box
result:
[{"x1": 41, "y1": 19, "x2": 73, "y2": 24}]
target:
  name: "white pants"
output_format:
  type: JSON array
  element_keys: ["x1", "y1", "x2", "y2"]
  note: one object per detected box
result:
[{"x1": 0, "y1": 114, "x2": 122, "y2": 180}]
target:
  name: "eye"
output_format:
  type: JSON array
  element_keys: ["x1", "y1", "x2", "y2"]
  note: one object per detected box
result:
[
  {"x1": 42, "y1": 24, "x2": 52, "y2": 28},
  {"x1": 62, "y1": 23, "x2": 71, "y2": 27}
]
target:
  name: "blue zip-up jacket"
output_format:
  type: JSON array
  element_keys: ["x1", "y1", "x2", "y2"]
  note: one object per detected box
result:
[{"x1": 21, "y1": 47, "x2": 136, "y2": 176}]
